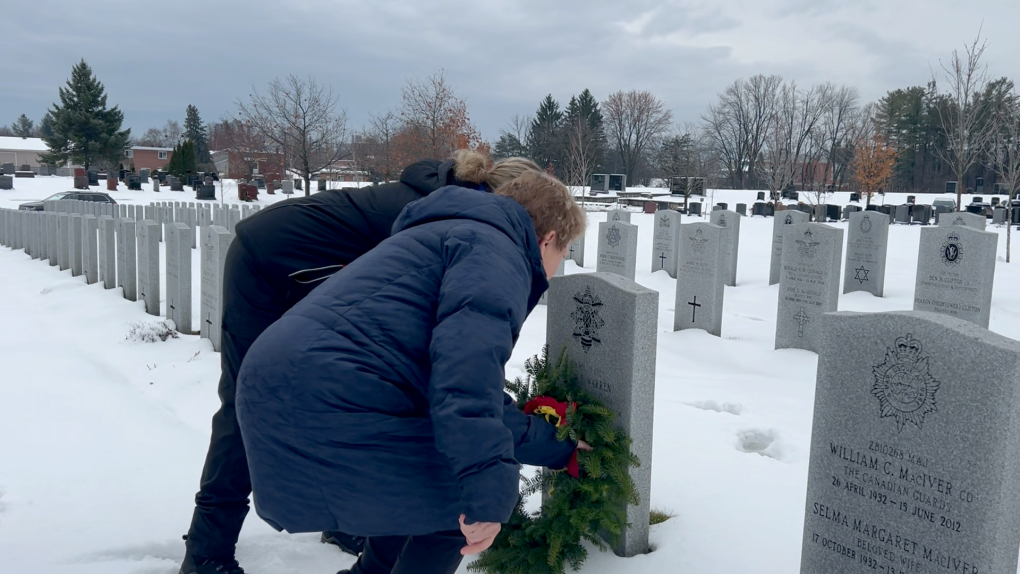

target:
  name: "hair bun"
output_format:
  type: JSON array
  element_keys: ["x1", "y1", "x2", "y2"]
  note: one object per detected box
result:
[{"x1": 452, "y1": 149, "x2": 490, "y2": 184}]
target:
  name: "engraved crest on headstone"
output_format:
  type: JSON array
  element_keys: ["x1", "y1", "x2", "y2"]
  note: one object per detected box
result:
[
  {"x1": 784, "y1": 214, "x2": 794, "y2": 225},
  {"x1": 606, "y1": 225, "x2": 622, "y2": 248},
  {"x1": 941, "y1": 232, "x2": 963, "y2": 266},
  {"x1": 796, "y1": 230, "x2": 821, "y2": 258},
  {"x1": 717, "y1": 213, "x2": 727, "y2": 227},
  {"x1": 794, "y1": 307, "x2": 810, "y2": 337},
  {"x1": 658, "y1": 215, "x2": 671, "y2": 228},
  {"x1": 870, "y1": 333, "x2": 940, "y2": 432},
  {"x1": 689, "y1": 228, "x2": 709, "y2": 254},
  {"x1": 952, "y1": 215, "x2": 966, "y2": 226},
  {"x1": 860, "y1": 214, "x2": 872, "y2": 233},
  {"x1": 570, "y1": 287, "x2": 605, "y2": 352},
  {"x1": 612, "y1": 212, "x2": 622, "y2": 221}
]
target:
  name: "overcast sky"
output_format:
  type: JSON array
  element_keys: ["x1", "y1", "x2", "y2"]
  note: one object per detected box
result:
[{"x1": 5, "y1": 0, "x2": 1020, "y2": 142}]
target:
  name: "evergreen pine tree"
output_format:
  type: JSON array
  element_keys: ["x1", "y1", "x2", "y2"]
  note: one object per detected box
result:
[
  {"x1": 165, "y1": 141, "x2": 197, "y2": 180},
  {"x1": 12, "y1": 114, "x2": 34, "y2": 138},
  {"x1": 184, "y1": 104, "x2": 212, "y2": 166},
  {"x1": 527, "y1": 95, "x2": 564, "y2": 173},
  {"x1": 492, "y1": 133, "x2": 528, "y2": 160},
  {"x1": 562, "y1": 89, "x2": 607, "y2": 173},
  {"x1": 38, "y1": 113, "x2": 55, "y2": 139},
  {"x1": 39, "y1": 59, "x2": 130, "y2": 170}
]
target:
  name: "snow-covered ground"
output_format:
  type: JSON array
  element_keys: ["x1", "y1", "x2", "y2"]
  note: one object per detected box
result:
[{"x1": 2, "y1": 177, "x2": 1018, "y2": 574}]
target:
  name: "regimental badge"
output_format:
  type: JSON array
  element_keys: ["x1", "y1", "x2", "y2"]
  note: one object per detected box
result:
[
  {"x1": 941, "y1": 232, "x2": 963, "y2": 266},
  {"x1": 860, "y1": 215, "x2": 872, "y2": 234},
  {"x1": 659, "y1": 215, "x2": 671, "y2": 228},
  {"x1": 690, "y1": 227, "x2": 709, "y2": 254},
  {"x1": 612, "y1": 212, "x2": 622, "y2": 221},
  {"x1": 784, "y1": 214, "x2": 794, "y2": 225},
  {"x1": 717, "y1": 213, "x2": 727, "y2": 227},
  {"x1": 570, "y1": 287, "x2": 605, "y2": 352},
  {"x1": 871, "y1": 334, "x2": 940, "y2": 432},
  {"x1": 952, "y1": 216, "x2": 966, "y2": 226},
  {"x1": 606, "y1": 225, "x2": 622, "y2": 248},
  {"x1": 795, "y1": 230, "x2": 821, "y2": 258}
]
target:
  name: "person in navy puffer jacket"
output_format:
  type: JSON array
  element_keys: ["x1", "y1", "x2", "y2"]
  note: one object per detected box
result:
[{"x1": 236, "y1": 170, "x2": 588, "y2": 574}]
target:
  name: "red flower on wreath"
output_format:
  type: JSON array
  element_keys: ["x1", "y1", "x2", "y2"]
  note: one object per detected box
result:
[{"x1": 523, "y1": 396, "x2": 581, "y2": 478}]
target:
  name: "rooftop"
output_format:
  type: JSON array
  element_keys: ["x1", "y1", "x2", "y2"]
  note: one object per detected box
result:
[{"x1": 0, "y1": 136, "x2": 49, "y2": 152}]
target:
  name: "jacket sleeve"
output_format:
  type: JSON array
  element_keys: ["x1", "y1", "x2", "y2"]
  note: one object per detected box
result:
[
  {"x1": 502, "y1": 393, "x2": 577, "y2": 469},
  {"x1": 427, "y1": 232, "x2": 527, "y2": 524}
]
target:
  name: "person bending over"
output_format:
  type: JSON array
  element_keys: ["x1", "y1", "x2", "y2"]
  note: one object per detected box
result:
[{"x1": 236, "y1": 171, "x2": 587, "y2": 574}]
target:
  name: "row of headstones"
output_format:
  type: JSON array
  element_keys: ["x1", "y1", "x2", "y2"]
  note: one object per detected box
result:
[
  {"x1": 0, "y1": 201, "x2": 261, "y2": 352},
  {"x1": 548, "y1": 223, "x2": 1020, "y2": 569}
]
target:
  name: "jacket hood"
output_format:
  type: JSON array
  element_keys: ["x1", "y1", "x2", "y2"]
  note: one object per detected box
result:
[
  {"x1": 393, "y1": 186, "x2": 549, "y2": 307},
  {"x1": 399, "y1": 160, "x2": 487, "y2": 196}
]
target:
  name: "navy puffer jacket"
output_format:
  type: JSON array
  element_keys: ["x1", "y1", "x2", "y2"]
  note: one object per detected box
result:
[{"x1": 235, "y1": 186, "x2": 575, "y2": 536}]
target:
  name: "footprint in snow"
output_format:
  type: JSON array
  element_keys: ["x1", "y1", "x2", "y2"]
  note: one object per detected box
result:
[
  {"x1": 736, "y1": 428, "x2": 785, "y2": 461},
  {"x1": 686, "y1": 400, "x2": 743, "y2": 415}
]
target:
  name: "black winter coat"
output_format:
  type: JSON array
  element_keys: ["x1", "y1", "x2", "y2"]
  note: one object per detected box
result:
[{"x1": 235, "y1": 186, "x2": 576, "y2": 537}]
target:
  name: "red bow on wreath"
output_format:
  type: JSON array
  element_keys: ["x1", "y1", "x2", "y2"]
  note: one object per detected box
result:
[{"x1": 523, "y1": 396, "x2": 581, "y2": 478}]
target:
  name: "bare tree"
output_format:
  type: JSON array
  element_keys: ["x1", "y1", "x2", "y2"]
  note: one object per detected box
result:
[
  {"x1": 237, "y1": 75, "x2": 350, "y2": 196},
  {"x1": 931, "y1": 32, "x2": 995, "y2": 210},
  {"x1": 758, "y1": 82, "x2": 827, "y2": 204},
  {"x1": 136, "y1": 127, "x2": 165, "y2": 147},
  {"x1": 603, "y1": 90, "x2": 673, "y2": 182},
  {"x1": 563, "y1": 115, "x2": 599, "y2": 209},
  {"x1": 988, "y1": 91, "x2": 1020, "y2": 262},
  {"x1": 162, "y1": 120, "x2": 183, "y2": 148},
  {"x1": 702, "y1": 75, "x2": 783, "y2": 189},
  {"x1": 397, "y1": 70, "x2": 480, "y2": 163},
  {"x1": 359, "y1": 111, "x2": 401, "y2": 182}
]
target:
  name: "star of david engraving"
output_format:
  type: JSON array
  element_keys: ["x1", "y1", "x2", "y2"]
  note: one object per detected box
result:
[
  {"x1": 871, "y1": 333, "x2": 940, "y2": 432},
  {"x1": 570, "y1": 287, "x2": 605, "y2": 352},
  {"x1": 606, "y1": 225, "x2": 622, "y2": 248},
  {"x1": 854, "y1": 266, "x2": 870, "y2": 284},
  {"x1": 794, "y1": 307, "x2": 810, "y2": 338}
]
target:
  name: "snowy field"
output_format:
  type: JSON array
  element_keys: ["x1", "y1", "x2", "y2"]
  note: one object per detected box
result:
[{"x1": 2, "y1": 177, "x2": 1019, "y2": 574}]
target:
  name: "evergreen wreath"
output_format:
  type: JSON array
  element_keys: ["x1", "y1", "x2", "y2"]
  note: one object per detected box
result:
[{"x1": 469, "y1": 346, "x2": 640, "y2": 574}]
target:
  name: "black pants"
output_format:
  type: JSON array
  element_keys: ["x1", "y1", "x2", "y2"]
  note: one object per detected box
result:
[
  {"x1": 351, "y1": 531, "x2": 465, "y2": 574},
  {"x1": 184, "y1": 327, "x2": 257, "y2": 558}
]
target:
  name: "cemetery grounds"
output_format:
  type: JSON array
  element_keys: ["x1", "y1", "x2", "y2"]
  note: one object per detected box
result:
[{"x1": 2, "y1": 177, "x2": 1019, "y2": 574}]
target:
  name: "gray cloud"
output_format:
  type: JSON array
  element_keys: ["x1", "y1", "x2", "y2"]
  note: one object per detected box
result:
[{"x1": 4, "y1": 0, "x2": 1019, "y2": 143}]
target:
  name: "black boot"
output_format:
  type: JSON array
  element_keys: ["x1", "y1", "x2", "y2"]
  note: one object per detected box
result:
[
  {"x1": 179, "y1": 552, "x2": 246, "y2": 574},
  {"x1": 321, "y1": 531, "x2": 365, "y2": 556}
]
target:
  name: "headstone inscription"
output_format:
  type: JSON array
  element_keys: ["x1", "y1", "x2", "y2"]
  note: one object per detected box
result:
[
  {"x1": 137, "y1": 220, "x2": 161, "y2": 316},
  {"x1": 937, "y1": 211, "x2": 986, "y2": 231},
  {"x1": 800, "y1": 310, "x2": 1020, "y2": 574},
  {"x1": 913, "y1": 226, "x2": 996, "y2": 328},
  {"x1": 651, "y1": 210, "x2": 681, "y2": 277},
  {"x1": 769, "y1": 210, "x2": 810, "y2": 285},
  {"x1": 843, "y1": 211, "x2": 890, "y2": 297},
  {"x1": 166, "y1": 223, "x2": 193, "y2": 333},
  {"x1": 596, "y1": 221, "x2": 639, "y2": 281},
  {"x1": 99, "y1": 216, "x2": 116, "y2": 288},
  {"x1": 674, "y1": 222, "x2": 725, "y2": 336},
  {"x1": 708, "y1": 209, "x2": 740, "y2": 287},
  {"x1": 201, "y1": 225, "x2": 235, "y2": 351},
  {"x1": 546, "y1": 272, "x2": 656, "y2": 558},
  {"x1": 775, "y1": 223, "x2": 844, "y2": 352}
]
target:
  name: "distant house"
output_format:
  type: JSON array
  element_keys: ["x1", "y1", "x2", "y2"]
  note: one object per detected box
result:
[
  {"x1": 126, "y1": 146, "x2": 174, "y2": 171},
  {"x1": 0, "y1": 136, "x2": 49, "y2": 168}
]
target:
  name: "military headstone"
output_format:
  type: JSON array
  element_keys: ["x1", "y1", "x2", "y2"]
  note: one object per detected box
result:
[
  {"x1": 709, "y1": 209, "x2": 740, "y2": 286},
  {"x1": 99, "y1": 216, "x2": 116, "y2": 288},
  {"x1": 801, "y1": 310, "x2": 1020, "y2": 574},
  {"x1": 567, "y1": 233, "x2": 585, "y2": 268},
  {"x1": 674, "y1": 222, "x2": 726, "y2": 336},
  {"x1": 166, "y1": 223, "x2": 193, "y2": 333},
  {"x1": 769, "y1": 210, "x2": 811, "y2": 285},
  {"x1": 775, "y1": 224, "x2": 844, "y2": 352},
  {"x1": 57, "y1": 213, "x2": 70, "y2": 271},
  {"x1": 82, "y1": 215, "x2": 98, "y2": 285},
  {"x1": 596, "y1": 221, "x2": 639, "y2": 281},
  {"x1": 537, "y1": 259, "x2": 565, "y2": 306},
  {"x1": 201, "y1": 225, "x2": 235, "y2": 350},
  {"x1": 137, "y1": 220, "x2": 161, "y2": 316},
  {"x1": 937, "y1": 211, "x2": 986, "y2": 231},
  {"x1": 651, "y1": 210, "x2": 681, "y2": 277},
  {"x1": 843, "y1": 211, "x2": 890, "y2": 297},
  {"x1": 606, "y1": 209, "x2": 631, "y2": 223},
  {"x1": 69, "y1": 214, "x2": 83, "y2": 277},
  {"x1": 913, "y1": 226, "x2": 996, "y2": 328},
  {"x1": 546, "y1": 272, "x2": 657, "y2": 558},
  {"x1": 119, "y1": 220, "x2": 137, "y2": 301}
]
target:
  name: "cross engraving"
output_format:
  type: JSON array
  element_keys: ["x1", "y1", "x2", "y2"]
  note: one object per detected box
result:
[
  {"x1": 794, "y1": 307, "x2": 810, "y2": 338},
  {"x1": 688, "y1": 296, "x2": 702, "y2": 322},
  {"x1": 569, "y1": 245, "x2": 575, "y2": 259},
  {"x1": 659, "y1": 252, "x2": 667, "y2": 269}
]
